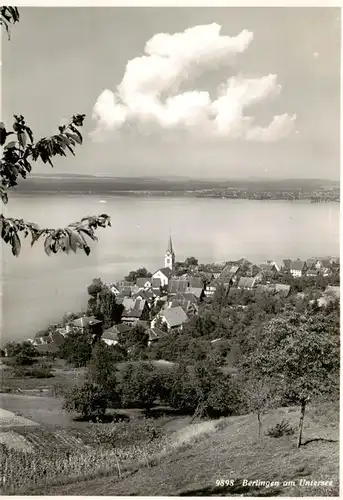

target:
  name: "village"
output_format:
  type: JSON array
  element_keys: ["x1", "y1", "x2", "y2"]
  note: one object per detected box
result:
[{"x1": 27, "y1": 236, "x2": 340, "y2": 354}]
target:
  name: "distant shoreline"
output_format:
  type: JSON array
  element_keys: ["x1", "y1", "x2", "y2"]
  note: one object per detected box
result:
[{"x1": 10, "y1": 190, "x2": 340, "y2": 203}]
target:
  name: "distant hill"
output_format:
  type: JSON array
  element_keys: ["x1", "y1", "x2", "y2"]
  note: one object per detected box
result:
[{"x1": 13, "y1": 175, "x2": 339, "y2": 195}]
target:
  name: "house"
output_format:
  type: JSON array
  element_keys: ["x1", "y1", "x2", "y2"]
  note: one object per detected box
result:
[
  {"x1": 316, "y1": 287, "x2": 339, "y2": 308},
  {"x1": 306, "y1": 268, "x2": 319, "y2": 278},
  {"x1": 188, "y1": 277, "x2": 205, "y2": 289},
  {"x1": 136, "y1": 277, "x2": 152, "y2": 290},
  {"x1": 121, "y1": 297, "x2": 150, "y2": 325},
  {"x1": 101, "y1": 327, "x2": 119, "y2": 346},
  {"x1": 146, "y1": 327, "x2": 169, "y2": 346},
  {"x1": 289, "y1": 260, "x2": 307, "y2": 278},
  {"x1": 274, "y1": 284, "x2": 291, "y2": 297},
  {"x1": 152, "y1": 267, "x2": 173, "y2": 288},
  {"x1": 186, "y1": 286, "x2": 205, "y2": 300},
  {"x1": 206, "y1": 277, "x2": 232, "y2": 297},
  {"x1": 70, "y1": 316, "x2": 103, "y2": 336},
  {"x1": 282, "y1": 259, "x2": 292, "y2": 272},
  {"x1": 169, "y1": 292, "x2": 199, "y2": 317},
  {"x1": 237, "y1": 277, "x2": 256, "y2": 290},
  {"x1": 258, "y1": 263, "x2": 278, "y2": 278},
  {"x1": 151, "y1": 306, "x2": 188, "y2": 331},
  {"x1": 168, "y1": 279, "x2": 189, "y2": 295},
  {"x1": 324, "y1": 286, "x2": 340, "y2": 299}
]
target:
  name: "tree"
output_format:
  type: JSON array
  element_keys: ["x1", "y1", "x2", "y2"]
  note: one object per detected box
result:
[
  {"x1": 118, "y1": 325, "x2": 149, "y2": 358},
  {"x1": 4, "y1": 341, "x2": 38, "y2": 364},
  {"x1": 184, "y1": 256, "x2": 198, "y2": 267},
  {"x1": 87, "y1": 341, "x2": 120, "y2": 404},
  {"x1": 243, "y1": 309, "x2": 340, "y2": 447},
  {"x1": 63, "y1": 382, "x2": 108, "y2": 419},
  {"x1": 240, "y1": 376, "x2": 279, "y2": 440},
  {"x1": 125, "y1": 268, "x2": 152, "y2": 282},
  {"x1": 58, "y1": 331, "x2": 92, "y2": 367},
  {"x1": 1, "y1": 8, "x2": 110, "y2": 257},
  {"x1": 87, "y1": 279, "x2": 124, "y2": 327},
  {"x1": 119, "y1": 362, "x2": 160, "y2": 413}
]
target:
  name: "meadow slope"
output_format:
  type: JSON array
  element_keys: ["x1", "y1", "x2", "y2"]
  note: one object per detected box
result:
[{"x1": 28, "y1": 403, "x2": 339, "y2": 497}]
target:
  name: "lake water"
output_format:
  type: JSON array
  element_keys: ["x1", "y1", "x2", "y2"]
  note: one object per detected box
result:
[{"x1": 1, "y1": 194, "x2": 339, "y2": 342}]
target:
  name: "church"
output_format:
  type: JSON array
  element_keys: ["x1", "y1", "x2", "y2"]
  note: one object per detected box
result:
[{"x1": 151, "y1": 235, "x2": 176, "y2": 288}]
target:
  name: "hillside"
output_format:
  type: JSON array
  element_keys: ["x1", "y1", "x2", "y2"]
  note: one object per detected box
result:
[
  {"x1": 26, "y1": 403, "x2": 339, "y2": 496},
  {"x1": 13, "y1": 175, "x2": 339, "y2": 194}
]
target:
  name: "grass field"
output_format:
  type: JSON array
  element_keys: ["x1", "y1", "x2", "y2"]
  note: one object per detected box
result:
[{"x1": 15, "y1": 402, "x2": 338, "y2": 496}]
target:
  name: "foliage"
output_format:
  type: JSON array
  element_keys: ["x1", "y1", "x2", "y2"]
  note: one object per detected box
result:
[
  {"x1": 87, "y1": 279, "x2": 124, "y2": 327},
  {"x1": 63, "y1": 382, "x2": 108, "y2": 418},
  {"x1": 58, "y1": 331, "x2": 92, "y2": 367},
  {"x1": 4, "y1": 341, "x2": 38, "y2": 365},
  {"x1": 239, "y1": 376, "x2": 279, "y2": 439},
  {"x1": 13, "y1": 362, "x2": 54, "y2": 378},
  {"x1": 118, "y1": 324, "x2": 149, "y2": 356},
  {"x1": 0, "y1": 6, "x2": 19, "y2": 38},
  {"x1": 118, "y1": 362, "x2": 161, "y2": 411},
  {"x1": 164, "y1": 360, "x2": 240, "y2": 418},
  {"x1": 1, "y1": 12, "x2": 110, "y2": 257},
  {"x1": 124, "y1": 268, "x2": 152, "y2": 282},
  {"x1": 266, "y1": 420, "x2": 295, "y2": 438},
  {"x1": 241, "y1": 306, "x2": 340, "y2": 446},
  {"x1": 87, "y1": 341, "x2": 120, "y2": 404},
  {"x1": 184, "y1": 256, "x2": 198, "y2": 267}
]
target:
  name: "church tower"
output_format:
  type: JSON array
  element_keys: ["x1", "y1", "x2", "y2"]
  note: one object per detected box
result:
[{"x1": 165, "y1": 234, "x2": 175, "y2": 270}]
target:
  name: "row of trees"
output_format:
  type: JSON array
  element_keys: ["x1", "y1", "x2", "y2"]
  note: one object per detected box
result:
[{"x1": 63, "y1": 296, "x2": 339, "y2": 447}]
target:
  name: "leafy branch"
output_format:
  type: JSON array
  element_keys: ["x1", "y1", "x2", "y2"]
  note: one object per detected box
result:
[
  {"x1": 0, "y1": 213, "x2": 111, "y2": 257},
  {"x1": 1, "y1": 7, "x2": 111, "y2": 257},
  {"x1": 0, "y1": 6, "x2": 20, "y2": 39}
]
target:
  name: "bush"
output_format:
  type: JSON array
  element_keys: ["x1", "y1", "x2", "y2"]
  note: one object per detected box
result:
[
  {"x1": 266, "y1": 419, "x2": 295, "y2": 438},
  {"x1": 63, "y1": 382, "x2": 108, "y2": 419},
  {"x1": 13, "y1": 363, "x2": 54, "y2": 378}
]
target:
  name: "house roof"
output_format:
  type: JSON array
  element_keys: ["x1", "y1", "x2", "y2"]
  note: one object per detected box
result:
[
  {"x1": 136, "y1": 277, "x2": 152, "y2": 288},
  {"x1": 49, "y1": 331, "x2": 65, "y2": 346},
  {"x1": 147, "y1": 327, "x2": 168, "y2": 341},
  {"x1": 153, "y1": 267, "x2": 173, "y2": 279},
  {"x1": 168, "y1": 279, "x2": 188, "y2": 294},
  {"x1": 274, "y1": 284, "x2": 291, "y2": 297},
  {"x1": 71, "y1": 316, "x2": 102, "y2": 328},
  {"x1": 290, "y1": 260, "x2": 306, "y2": 271},
  {"x1": 324, "y1": 286, "x2": 340, "y2": 298},
  {"x1": 186, "y1": 286, "x2": 203, "y2": 298},
  {"x1": 282, "y1": 259, "x2": 292, "y2": 269},
  {"x1": 174, "y1": 292, "x2": 198, "y2": 304},
  {"x1": 188, "y1": 277, "x2": 204, "y2": 288},
  {"x1": 122, "y1": 298, "x2": 147, "y2": 318},
  {"x1": 238, "y1": 277, "x2": 256, "y2": 288},
  {"x1": 306, "y1": 269, "x2": 318, "y2": 276},
  {"x1": 102, "y1": 327, "x2": 119, "y2": 342},
  {"x1": 259, "y1": 263, "x2": 276, "y2": 272},
  {"x1": 162, "y1": 306, "x2": 188, "y2": 328}
]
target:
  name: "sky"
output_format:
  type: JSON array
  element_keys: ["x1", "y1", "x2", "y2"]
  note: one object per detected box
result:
[{"x1": 2, "y1": 7, "x2": 341, "y2": 179}]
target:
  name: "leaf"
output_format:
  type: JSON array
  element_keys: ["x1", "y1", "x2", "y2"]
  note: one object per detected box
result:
[
  {"x1": 44, "y1": 234, "x2": 53, "y2": 255},
  {"x1": 0, "y1": 123, "x2": 6, "y2": 146},
  {"x1": 11, "y1": 232, "x2": 21, "y2": 257},
  {"x1": 84, "y1": 245, "x2": 91, "y2": 256},
  {"x1": 18, "y1": 131, "x2": 26, "y2": 148},
  {"x1": 0, "y1": 186, "x2": 8, "y2": 204}
]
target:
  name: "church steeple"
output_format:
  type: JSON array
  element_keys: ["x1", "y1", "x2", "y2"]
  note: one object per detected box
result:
[
  {"x1": 167, "y1": 234, "x2": 173, "y2": 254},
  {"x1": 165, "y1": 234, "x2": 175, "y2": 270}
]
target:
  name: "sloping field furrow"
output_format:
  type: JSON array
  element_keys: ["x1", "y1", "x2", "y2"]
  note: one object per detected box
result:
[{"x1": 0, "y1": 408, "x2": 38, "y2": 428}]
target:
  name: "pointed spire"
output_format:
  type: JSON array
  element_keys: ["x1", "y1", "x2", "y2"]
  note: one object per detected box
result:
[{"x1": 167, "y1": 234, "x2": 173, "y2": 254}]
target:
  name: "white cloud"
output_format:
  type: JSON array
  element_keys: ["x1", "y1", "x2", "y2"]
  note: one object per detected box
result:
[{"x1": 92, "y1": 23, "x2": 295, "y2": 142}]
